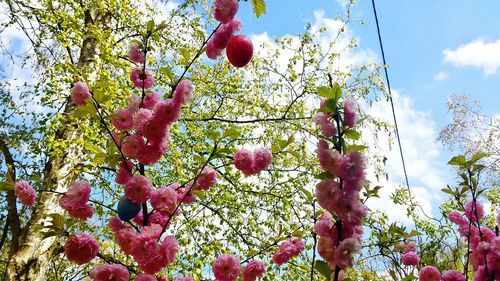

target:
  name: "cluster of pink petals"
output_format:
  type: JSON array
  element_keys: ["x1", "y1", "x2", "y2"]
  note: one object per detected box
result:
[
  {"x1": 196, "y1": 167, "x2": 217, "y2": 191},
  {"x1": 150, "y1": 186, "x2": 178, "y2": 214},
  {"x1": 115, "y1": 160, "x2": 134, "y2": 184},
  {"x1": 206, "y1": 18, "x2": 241, "y2": 59},
  {"x1": 130, "y1": 67, "x2": 154, "y2": 89},
  {"x1": 128, "y1": 42, "x2": 146, "y2": 64},
  {"x1": 71, "y1": 81, "x2": 91, "y2": 106},
  {"x1": 343, "y1": 99, "x2": 357, "y2": 127},
  {"x1": 442, "y1": 270, "x2": 466, "y2": 281},
  {"x1": 14, "y1": 180, "x2": 36, "y2": 206},
  {"x1": 242, "y1": 260, "x2": 266, "y2": 281},
  {"x1": 446, "y1": 200, "x2": 500, "y2": 279},
  {"x1": 173, "y1": 80, "x2": 194, "y2": 106},
  {"x1": 135, "y1": 273, "x2": 157, "y2": 281},
  {"x1": 59, "y1": 180, "x2": 94, "y2": 220},
  {"x1": 213, "y1": 0, "x2": 239, "y2": 24},
  {"x1": 419, "y1": 266, "x2": 441, "y2": 281},
  {"x1": 212, "y1": 254, "x2": 241, "y2": 281},
  {"x1": 234, "y1": 149, "x2": 273, "y2": 176},
  {"x1": 313, "y1": 98, "x2": 366, "y2": 273},
  {"x1": 313, "y1": 111, "x2": 336, "y2": 138},
  {"x1": 401, "y1": 251, "x2": 419, "y2": 266},
  {"x1": 64, "y1": 233, "x2": 99, "y2": 265},
  {"x1": 90, "y1": 264, "x2": 129, "y2": 281},
  {"x1": 272, "y1": 237, "x2": 305, "y2": 266},
  {"x1": 124, "y1": 175, "x2": 153, "y2": 203}
]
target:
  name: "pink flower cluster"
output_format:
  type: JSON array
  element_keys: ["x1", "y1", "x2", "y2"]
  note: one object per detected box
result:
[
  {"x1": 272, "y1": 237, "x2": 305, "y2": 266},
  {"x1": 242, "y1": 260, "x2": 266, "y2": 281},
  {"x1": 108, "y1": 220, "x2": 179, "y2": 274},
  {"x1": 234, "y1": 149, "x2": 273, "y2": 176},
  {"x1": 418, "y1": 267, "x2": 466, "y2": 281},
  {"x1": 129, "y1": 42, "x2": 146, "y2": 64},
  {"x1": 59, "y1": 180, "x2": 94, "y2": 220},
  {"x1": 446, "y1": 200, "x2": 500, "y2": 280},
  {"x1": 313, "y1": 98, "x2": 366, "y2": 271},
  {"x1": 212, "y1": 254, "x2": 242, "y2": 281},
  {"x1": 206, "y1": 18, "x2": 241, "y2": 59},
  {"x1": 14, "y1": 180, "x2": 36, "y2": 206},
  {"x1": 90, "y1": 264, "x2": 129, "y2": 281},
  {"x1": 70, "y1": 81, "x2": 91, "y2": 106},
  {"x1": 396, "y1": 241, "x2": 419, "y2": 266},
  {"x1": 64, "y1": 233, "x2": 99, "y2": 265},
  {"x1": 213, "y1": 0, "x2": 239, "y2": 24}
]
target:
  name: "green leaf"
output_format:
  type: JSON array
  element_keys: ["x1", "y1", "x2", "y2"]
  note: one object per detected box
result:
[
  {"x1": 154, "y1": 21, "x2": 167, "y2": 33},
  {"x1": 406, "y1": 230, "x2": 421, "y2": 237},
  {"x1": 470, "y1": 152, "x2": 488, "y2": 164},
  {"x1": 346, "y1": 144, "x2": 367, "y2": 152},
  {"x1": 250, "y1": 0, "x2": 266, "y2": 18},
  {"x1": 316, "y1": 171, "x2": 333, "y2": 180},
  {"x1": 448, "y1": 155, "x2": 466, "y2": 166},
  {"x1": 223, "y1": 128, "x2": 240, "y2": 139},
  {"x1": 0, "y1": 181, "x2": 14, "y2": 192},
  {"x1": 297, "y1": 186, "x2": 313, "y2": 202},
  {"x1": 317, "y1": 86, "x2": 333, "y2": 99},
  {"x1": 441, "y1": 188, "x2": 456, "y2": 196},
  {"x1": 147, "y1": 19, "x2": 155, "y2": 34},
  {"x1": 332, "y1": 83, "x2": 342, "y2": 100},
  {"x1": 314, "y1": 260, "x2": 333, "y2": 280},
  {"x1": 344, "y1": 129, "x2": 361, "y2": 140}
]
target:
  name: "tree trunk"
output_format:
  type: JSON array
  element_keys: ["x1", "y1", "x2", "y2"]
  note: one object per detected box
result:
[{"x1": 4, "y1": 8, "x2": 111, "y2": 281}]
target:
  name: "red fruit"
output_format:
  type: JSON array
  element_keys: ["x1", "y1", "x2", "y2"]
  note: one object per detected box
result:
[{"x1": 226, "y1": 35, "x2": 253, "y2": 68}]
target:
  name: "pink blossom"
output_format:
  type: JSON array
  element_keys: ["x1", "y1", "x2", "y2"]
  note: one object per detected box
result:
[
  {"x1": 234, "y1": 149, "x2": 254, "y2": 176},
  {"x1": 114, "y1": 228, "x2": 137, "y2": 255},
  {"x1": 404, "y1": 241, "x2": 417, "y2": 253},
  {"x1": 173, "y1": 80, "x2": 194, "y2": 105},
  {"x1": 160, "y1": 235, "x2": 179, "y2": 264},
  {"x1": 316, "y1": 140, "x2": 342, "y2": 176},
  {"x1": 401, "y1": 251, "x2": 419, "y2": 266},
  {"x1": 71, "y1": 81, "x2": 91, "y2": 106},
  {"x1": 491, "y1": 237, "x2": 500, "y2": 256},
  {"x1": 242, "y1": 260, "x2": 265, "y2": 281},
  {"x1": 14, "y1": 180, "x2": 36, "y2": 206},
  {"x1": 64, "y1": 233, "x2": 99, "y2": 265},
  {"x1": 151, "y1": 186, "x2": 178, "y2": 214},
  {"x1": 213, "y1": 0, "x2": 239, "y2": 24},
  {"x1": 130, "y1": 67, "x2": 154, "y2": 89},
  {"x1": 134, "y1": 274, "x2": 156, "y2": 281},
  {"x1": 206, "y1": 39, "x2": 224, "y2": 59},
  {"x1": 67, "y1": 204, "x2": 94, "y2": 220},
  {"x1": 313, "y1": 112, "x2": 336, "y2": 138},
  {"x1": 196, "y1": 167, "x2": 217, "y2": 191},
  {"x1": 142, "y1": 117, "x2": 170, "y2": 146},
  {"x1": 487, "y1": 252, "x2": 500, "y2": 271},
  {"x1": 154, "y1": 99, "x2": 181, "y2": 125},
  {"x1": 122, "y1": 134, "x2": 145, "y2": 159},
  {"x1": 59, "y1": 180, "x2": 91, "y2": 211},
  {"x1": 442, "y1": 270, "x2": 465, "y2": 281},
  {"x1": 448, "y1": 211, "x2": 467, "y2": 225},
  {"x1": 464, "y1": 200, "x2": 484, "y2": 222},
  {"x1": 333, "y1": 237, "x2": 361, "y2": 269},
  {"x1": 128, "y1": 42, "x2": 145, "y2": 64},
  {"x1": 473, "y1": 266, "x2": 487, "y2": 281},
  {"x1": 138, "y1": 144, "x2": 164, "y2": 165},
  {"x1": 343, "y1": 99, "x2": 357, "y2": 127},
  {"x1": 318, "y1": 237, "x2": 336, "y2": 261},
  {"x1": 253, "y1": 149, "x2": 273, "y2": 173},
  {"x1": 90, "y1": 264, "x2": 129, "y2": 281},
  {"x1": 315, "y1": 212, "x2": 334, "y2": 238},
  {"x1": 115, "y1": 161, "x2": 134, "y2": 185},
  {"x1": 315, "y1": 179, "x2": 341, "y2": 213},
  {"x1": 176, "y1": 185, "x2": 195, "y2": 204},
  {"x1": 419, "y1": 266, "x2": 441, "y2": 281},
  {"x1": 124, "y1": 175, "x2": 153, "y2": 203},
  {"x1": 111, "y1": 109, "x2": 134, "y2": 131},
  {"x1": 273, "y1": 238, "x2": 305, "y2": 266},
  {"x1": 108, "y1": 216, "x2": 127, "y2": 232},
  {"x1": 143, "y1": 92, "x2": 161, "y2": 109},
  {"x1": 128, "y1": 94, "x2": 142, "y2": 112},
  {"x1": 212, "y1": 254, "x2": 241, "y2": 281},
  {"x1": 338, "y1": 150, "x2": 366, "y2": 183},
  {"x1": 212, "y1": 18, "x2": 242, "y2": 49},
  {"x1": 134, "y1": 108, "x2": 153, "y2": 133}
]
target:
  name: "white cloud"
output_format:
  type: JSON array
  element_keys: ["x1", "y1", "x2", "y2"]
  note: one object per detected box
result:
[
  {"x1": 364, "y1": 91, "x2": 448, "y2": 224},
  {"x1": 443, "y1": 38, "x2": 500, "y2": 75},
  {"x1": 433, "y1": 71, "x2": 449, "y2": 81}
]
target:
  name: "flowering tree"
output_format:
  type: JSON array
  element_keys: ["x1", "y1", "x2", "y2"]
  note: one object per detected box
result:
[{"x1": 2, "y1": 0, "x2": 498, "y2": 281}]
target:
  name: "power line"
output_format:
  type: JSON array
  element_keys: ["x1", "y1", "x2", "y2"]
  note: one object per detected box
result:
[{"x1": 370, "y1": 0, "x2": 412, "y2": 194}]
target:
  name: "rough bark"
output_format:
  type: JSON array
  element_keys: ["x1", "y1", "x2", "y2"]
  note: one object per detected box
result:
[{"x1": 4, "y1": 8, "x2": 111, "y2": 281}]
